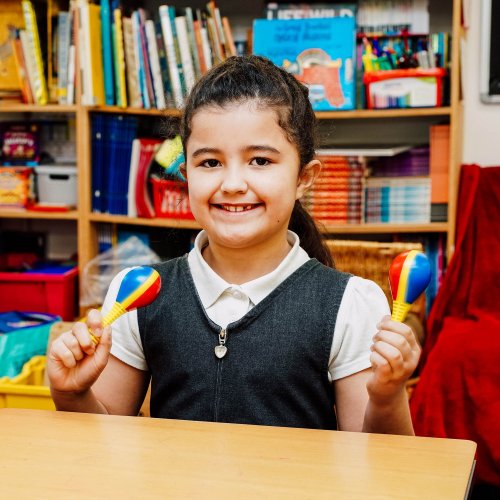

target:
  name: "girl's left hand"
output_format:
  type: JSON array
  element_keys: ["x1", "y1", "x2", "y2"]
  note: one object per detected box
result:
[{"x1": 367, "y1": 315, "x2": 421, "y2": 403}]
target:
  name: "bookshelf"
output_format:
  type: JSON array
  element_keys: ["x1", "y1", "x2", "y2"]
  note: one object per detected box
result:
[{"x1": 0, "y1": 0, "x2": 463, "y2": 315}]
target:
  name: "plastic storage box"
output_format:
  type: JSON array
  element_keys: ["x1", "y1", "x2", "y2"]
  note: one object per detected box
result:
[
  {"x1": 0, "y1": 266, "x2": 78, "y2": 320},
  {"x1": 363, "y1": 68, "x2": 447, "y2": 109},
  {"x1": 0, "y1": 356, "x2": 54, "y2": 410},
  {"x1": 34, "y1": 165, "x2": 77, "y2": 206}
]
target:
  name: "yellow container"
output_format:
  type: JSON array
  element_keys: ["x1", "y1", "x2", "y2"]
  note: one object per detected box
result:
[{"x1": 0, "y1": 355, "x2": 54, "y2": 410}]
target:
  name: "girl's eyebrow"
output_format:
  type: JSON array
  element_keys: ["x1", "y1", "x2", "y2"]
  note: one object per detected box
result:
[
  {"x1": 243, "y1": 145, "x2": 281, "y2": 154},
  {"x1": 191, "y1": 145, "x2": 281, "y2": 158},
  {"x1": 191, "y1": 147, "x2": 222, "y2": 158}
]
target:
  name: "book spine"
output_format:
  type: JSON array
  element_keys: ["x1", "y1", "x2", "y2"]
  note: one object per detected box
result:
[
  {"x1": 122, "y1": 17, "x2": 142, "y2": 108},
  {"x1": 145, "y1": 20, "x2": 166, "y2": 109},
  {"x1": 100, "y1": 0, "x2": 115, "y2": 105},
  {"x1": 184, "y1": 7, "x2": 202, "y2": 80},
  {"x1": 131, "y1": 10, "x2": 149, "y2": 108},
  {"x1": 159, "y1": 5, "x2": 183, "y2": 107},
  {"x1": 21, "y1": 0, "x2": 48, "y2": 104},
  {"x1": 175, "y1": 16, "x2": 196, "y2": 93},
  {"x1": 113, "y1": 8, "x2": 128, "y2": 108},
  {"x1": 57, "y1": 12, "x2": 71, "y2": 104}
]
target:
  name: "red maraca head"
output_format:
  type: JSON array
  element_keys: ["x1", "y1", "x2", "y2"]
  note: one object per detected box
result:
[{"x1": 115, "y1": 266, "x2": 161, "y2": 311}]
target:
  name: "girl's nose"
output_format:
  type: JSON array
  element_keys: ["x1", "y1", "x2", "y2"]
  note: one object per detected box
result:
[{"x1": 220, "y1": 166, "x2": 248, "y2": 194}]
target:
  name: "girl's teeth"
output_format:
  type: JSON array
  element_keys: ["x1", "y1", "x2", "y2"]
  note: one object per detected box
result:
[{"x1": 222, "y1": 205, "x2": 253, "y2": 212}]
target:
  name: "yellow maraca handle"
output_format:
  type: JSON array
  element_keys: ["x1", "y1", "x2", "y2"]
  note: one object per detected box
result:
[
  {"x1": 89, "y1": 302, "x2": 127, "y2": 345},
  {"x1": 391, "y1": 300, "x2": 412, "y2": 323}
]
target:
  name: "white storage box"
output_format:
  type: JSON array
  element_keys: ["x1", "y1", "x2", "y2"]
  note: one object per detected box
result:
[{"x1": 35, "y1": 166, "x2": 78, "y2": 206}]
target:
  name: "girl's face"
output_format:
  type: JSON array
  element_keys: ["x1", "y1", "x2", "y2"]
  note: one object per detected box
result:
[{"x1": 185, "y1": 101, "x2": 317, "y2": 253}]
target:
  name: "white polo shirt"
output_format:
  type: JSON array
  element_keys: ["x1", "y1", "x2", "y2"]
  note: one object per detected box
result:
[{"x1": 106, "y1": 230, "x2": 390, "y2": 382}]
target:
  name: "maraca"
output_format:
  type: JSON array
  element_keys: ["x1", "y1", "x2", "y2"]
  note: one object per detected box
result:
[
  {"x1": 89, "y1": 266, "x2": 161, "y2": 345},
  {"x1": 389, "y1": 250, "x2": 431, "y2": 322}
]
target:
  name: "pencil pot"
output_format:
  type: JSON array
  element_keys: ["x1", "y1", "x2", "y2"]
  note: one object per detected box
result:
[
  {"x1": 363, "y1": 68, "x2": 446, "y2": 109},
  {"x1": 151, "y1": 176, "x2": 195, "y2": 220}
]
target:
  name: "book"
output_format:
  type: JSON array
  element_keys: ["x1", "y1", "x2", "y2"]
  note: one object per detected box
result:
[
  {"x1": 100, "y1": 0, "x2": 115, "y2": 105},
  {"x1": 11, "y1": 33, "x2": 34, "y2": 104},
  {"x1": 175, "y1": 16, "x2": 196, "y2": 94},
  {"x1": 122, "y1": 16, "x2": 142, "y2": 108},
  {"x1": 128, "y1": 138, "x2": 162, "y2": 217},
  {"x1": 21, "y1": 0, "x2": 48, "y2": 104},
  {"x1": 145, "y1": 20, "x2": 166, "y2": 109},
  {"x1": 263, "y1": 2, "x2": 356, "y2": 20},
  {"x1": 112, "y1": 7, "x2": 127, "y2": 108},
  {"x1": 56, "y1": 12, "x2": 71, "y2": 104},
  {"x1": 253, "y1": 17, "x2": 356, "y2": 110},
  {"x1": 136, "y1": 141, "x2": 163, "y2": 219},
  {"x1": 429, "y1": 124, "x2": 449, "y2": 203},
  {"x1": 159, "y1": 5, "x2": 184, "y2": 108},
  {"x1": 0, "y1": 2, "x2": 25, "y2": 95}
]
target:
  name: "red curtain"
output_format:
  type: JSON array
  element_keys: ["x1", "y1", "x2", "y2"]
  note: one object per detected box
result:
[{"x1": 410, "y1": 164, "x2": 500, "y2": 485}]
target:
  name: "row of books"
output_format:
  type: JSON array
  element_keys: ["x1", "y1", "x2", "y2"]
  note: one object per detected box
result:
[
  {"x1": 301, "y1": 154, "x2": 365, "y2": 224},
  {"x1": 303, "y1": 137, "x2": 448, "y2": 225},
  {"x1": 263, "y1": 0, "x2": 429, "y2": 34},
  {"x1": 65, "y1": 1, "x2": 236, "y2": 108}
]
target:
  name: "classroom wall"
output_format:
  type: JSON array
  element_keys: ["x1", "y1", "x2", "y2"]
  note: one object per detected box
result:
[{"x1": 461, "y1": 1, "x2": 500, "y2": 167}]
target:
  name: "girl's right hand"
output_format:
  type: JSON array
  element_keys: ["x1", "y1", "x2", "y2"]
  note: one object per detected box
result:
[{"x1": 47, "y1": 309, "x2": 112, "y2": 394}]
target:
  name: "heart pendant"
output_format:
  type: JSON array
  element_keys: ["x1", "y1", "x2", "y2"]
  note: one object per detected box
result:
[{"x1": 214, "y1": 345, "x2": 227, "y2": 359}]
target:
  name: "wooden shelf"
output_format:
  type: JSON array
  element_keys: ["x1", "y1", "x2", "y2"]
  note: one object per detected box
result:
[
  {"x1": 315, "y1": 107, "x2": 452, "y2": 119},
  {"x1": 84, "y1": 106, "x2": 451, "y2": 120},
  {"x1": 88, "y1": 213, "x2": 447, "y2": 234},
  {"x1": 320, "y1": 222, "x2": 449, "y2": 234},
  {"x1": 0, "y1": 104, "x2": 77, "y2": 113},
  {"x1": 86, "y1": 106, "x2": 181, "y2": 117},
  {"x1": 0, "y1": 209, "x2": 79, "y2": 220},
  {"x1": 89, "y1": 213, "x2": 201, "y2": 229}
]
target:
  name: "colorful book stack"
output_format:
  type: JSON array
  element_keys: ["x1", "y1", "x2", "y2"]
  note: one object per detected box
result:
[
  {"x1": 73, "y1": 1, "x2": 236, "y2": 108},
  {"x1": 365, "y1": 176, "x2": 431, "y2": 223},
  {"x1": 302, "y1": 154, "x2": 365, "y2": 225}
]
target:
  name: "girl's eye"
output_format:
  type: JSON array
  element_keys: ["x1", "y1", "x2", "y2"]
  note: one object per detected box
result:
[
  {"x1": 251, "y1": 157, "x2": 271, "y2": 166},
  {"x1": 200, "y1": 159, "x2": 221, "y2": 168}
]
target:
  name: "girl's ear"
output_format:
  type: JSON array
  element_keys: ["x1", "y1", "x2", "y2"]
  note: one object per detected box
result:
[
  {"x1": 295, "y1": 159, "x2": 321, "y2": 200},
  {"x1": 180, "y1": 162, "x2": 187, "y2": 179}
]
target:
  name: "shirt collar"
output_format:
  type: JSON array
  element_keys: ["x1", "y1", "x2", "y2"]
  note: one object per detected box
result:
[{"x1": 187, "y1": 230, "x2": 310, "y2": 309}]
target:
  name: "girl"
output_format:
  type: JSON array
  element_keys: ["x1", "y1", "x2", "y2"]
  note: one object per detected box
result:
[{"x1": 48, "y1": 56, "x2": 420, "y2": 434}]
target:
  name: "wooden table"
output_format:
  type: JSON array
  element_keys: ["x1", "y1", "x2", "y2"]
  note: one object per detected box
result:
[{"x1": 0, "y1": 409, "x2": 476, "y2": 499}]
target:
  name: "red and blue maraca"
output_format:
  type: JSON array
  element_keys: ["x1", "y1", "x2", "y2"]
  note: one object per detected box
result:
[
  {"x1": 389, "y1": 250, "x2": 432, "y2": 322},
  {"x1": 89, "y1": 266, "x2": 161, "y2": 345}
]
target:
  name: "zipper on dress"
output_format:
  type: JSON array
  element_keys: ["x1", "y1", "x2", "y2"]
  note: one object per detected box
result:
[{"x1": 213, "y1": 327, "x2": 226, "y2": 421}]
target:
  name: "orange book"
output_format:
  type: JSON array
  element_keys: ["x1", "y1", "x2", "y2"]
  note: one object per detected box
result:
[
  {"x1": 429, "y1": 124, "x2": 450, "y2": 203},
  {"x1": 11, "y1": 37, "x2": 34, "y2": 103},
  {"x1": 193, "y1": 20, "x2": 207, "y2": 74}
]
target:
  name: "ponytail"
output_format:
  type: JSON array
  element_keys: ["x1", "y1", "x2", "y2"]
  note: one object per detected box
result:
[{"x1": 289, "y1": 201, "x2": 334, "y2": 268}]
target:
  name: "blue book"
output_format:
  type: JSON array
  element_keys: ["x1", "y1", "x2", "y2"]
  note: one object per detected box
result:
[
  {"x1": 252, "y1": 17, "x2": 356, "y2": 110},
  {"x1": 91, "y1": 114, "x2": 105, "y2": 212},
  {"x1": 101, "y1": 0, "x2": 115, "y2": 105}
]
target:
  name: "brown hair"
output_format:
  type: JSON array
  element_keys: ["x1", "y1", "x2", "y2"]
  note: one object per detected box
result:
[{"x1": 180, "y1": 55, "x2": 333, "y2": 267}]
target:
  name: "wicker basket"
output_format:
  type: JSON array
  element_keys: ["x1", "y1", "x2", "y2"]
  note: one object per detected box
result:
[{"x1": 326, "y1": 240, "x2": 426, "y2": 320}]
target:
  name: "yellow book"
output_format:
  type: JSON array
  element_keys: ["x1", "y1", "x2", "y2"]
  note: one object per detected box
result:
[
  {"x1": 87, "y1": 3, "x2": 105, "y2": 105},
  {"x1": 113, "y1": 8, "x2": 127, "y2": 108},
  {"x1": 21, "y1": 0, "x2": 48, "y2": 104},
  {"x1": 0, "y1": 2, "x2": 25, "y2": 92}
]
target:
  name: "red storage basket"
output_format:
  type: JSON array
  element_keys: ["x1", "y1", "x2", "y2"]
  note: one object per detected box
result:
[
  {"x1": 151, "y1": 177, "x2": 195, "y2": 220},
  {"x1": 0, "y1": 267, "x2": 78, "y2": 320}
]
